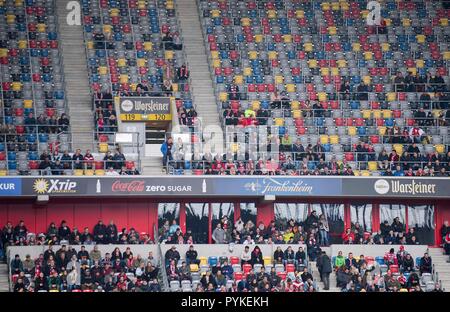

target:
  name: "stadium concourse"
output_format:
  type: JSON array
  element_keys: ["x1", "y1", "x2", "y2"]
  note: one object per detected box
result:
[{"x1": 0, "y1": 0, "x2": 449, "y2": 294}]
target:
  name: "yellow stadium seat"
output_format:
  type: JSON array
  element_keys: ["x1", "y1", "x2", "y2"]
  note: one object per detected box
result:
[
  {"x1": 252, "y1": 101, "x2": 260, "y2": 111},
  {"x1": 24, "y1": 100, "x2": 33, "y2": 109},
  {"x1": 18, "y1": 40, "x2": 27, "y2": 49},
  {"x1": 241, "y1": 17, "x2": 250, "y2": 26},
  {"x1": 384, "y1": 18, "x2": 391, "y2": 26},
  {"x1": 378, "y1": 126, "x2": 387, "y2": 136},
  {"x1": 231, "y1": 143, "x2": 239, "y2": 153},
  {"x1": 219, "y1": 92, "x2": 228, "y2": 102},
  {"x1": 212, "y1": 59, "x2": 221, "y2": 68},
  {"x1": 275, "y1": 118, "x2": 284, "y2": 126},
  {"x1": 172, "y1": 84, "x2": 178, "y2": 92},
  {"x1": 382, "y1": 110, "x2": 392, "y2": 118},
  {"x1": 199, "y1": 257, "x2": 207, "y2": 266},
  {"x1": 86, "y1": 41, "x2": 94, "y2": 50},
  {"x1": 440, "y1": 18, "x2": 448, "y2": 26},
  {"x1": 11, "y1": 82, "x2": 22, "y2": 91},
  {"x1": 393, "y1": 144, "x2": 403, "y2": 155},
  {"x1": 443, "y1": 52, "x2": 450, "y2": 61},
  {"x1": 85, "y1": 169, "x2": 94, "y2": 176},
  {"x1": 352, "y1": 43, "x2": 361, "y2": 52},
  {"x1": 353, "y1": 170, "x2": 360, "y2": 176},
  {"x1": 387, "y1": 92, "x2": 396, "y2": 102},
  {"x1": 137, "y1": 59, "x2": 146, "y2": 67},
  {"x1": 337, "y1": 60, "x2": 347, "y2": 68},
  {"x1": 130, "y1": 83, "x2": 137, "y2": 92},
  {"x1": 363, "y1": 76, "x2": 371, "y2": 84},
  {"x1": 99, "y1": 143, "x2": 109, "y2": 153},
  {"x1": 304, "y1": 43, "x2": 313, "y2": 52},
  {"x1": 74, "y1": 169, "x2": 84, "y2": 176},
  {"x1": 0, "y1": 170, "x2": 7, "y2": 176},
  {"x1": 381, "y1": 43, "x2": 390, "y2": 52},
  {"x1": 368, "y1": 161, "x2": 378, "y2": 171},
  {"x1": 190, "y1": 264, "x2": 199, "y2": 272},
  {"x1": 95, "y1": 170, "x2": 105, "y2": 176},
  {"x1": 166, "y1": 2, "x2": 174, "y2": 9},
  {"x1": 291, "y1": 101, "x2": 300, "y2": 110},
  {"x1": 361, "y1": 170, "x2": 370, "y2": 176},
  {"x1": 296, "y1": 10, "x2": 305, "y2": 18},
  {"x1": 243, "y1": 67, "x2": 252, "y2": 76},
  {"x1": 211, "y1": 9, "x2": 221, "y2": 18},
  {"x1": 436, "y1": 144, "x2": 445, "y2": 154},
  {"x1": 328, "y1": 26, "x2": 337, "y2": 35},
  {"x1": 210, "y1": 50, "x2": 219, "y2": 59},
  {"x1": 286, "y1": 84, "x2": 296, "y2": 93},
  {"x1": 165, "y1": 50, "x2": 174, "y2": 60},
  {"x1": 373, "y1": 110, "x2": 382, "y2": 119},
  {"x1": 408, "y1": 68, "x2": 417, "y2": 76},
  {"x1": 283, "y1": 35, "x2": 292, "y2": 43},
  {"x1": 348, "y1": 126, "x2": 357, "y2": 136},
  {"x1": 416, "y1": 35, "x2": 425, "y2": 44},
  {"x1": 267, "y1": 10, "x2": 276, "y2": 19},
  {"x1": 318, "y1": 92, "x2": 327, "y2": 101},
  {"x1": 416, "y1": 59, "x2": 424, "y2": 68},
  {"x1": 331, "y1": 2, "x2": 340, "y2": 10},
  {"x1": 364, "y1": 52, "x2": 373, "y2": 60},
  {"x1": 117, "y1": 58, "x2": 126, "y2": 67},
  {"x1": 330, "y1": 135, "x2": 339, "y2": 144},
  {"x1": 234, "y1": 75, "x2": 243, "y2": 85},
  {"x1": 402, "y1": 18, "x2": 411, "y2": 27},
  {"x1": 331, "y1": 67, "x2": 339, "y2": 76},
  {"x1": 120, "y1": 75, "x2": 128, "y2": 84},
  {"x1": 263, "y1": 256, "x2": 272, "y2": 266},
  {"x1": 98, "y1": 66, "x2": 108, "y2": 75},
  {"x1": 254, "y1": 34, "x2": 263, "y2": 43},
  {"x1": 320, "y1": 135, "x2": 329, "y2": 145},
  {"x1": 399, "y1": 288, "x2": 408, "y2": 292},
  {"x1": 37, "y1": 23, "x2": 46, "y2": 33},
  {"x1": 103, "y1": 25, "x2": 112, "y2": 33},
  {"x1": 322, "y1": 2, "x2": 330, "y2": 10},
  {"x1": 110, "y1": 8, "x2": 119, "y2": 17},
  {"x1": 138, "y1": 0, "x2": 145, "y2": 9},
  {"x1": 362, "y1": 110, "x2": 371, "y2": 119},
  {"x1": 292, "y1": 110, "x2": 302, "y2": 118},
  {"x1": 15, "y1": 0, "x2": 23, "y2": 6},
  {"x1": 6, "y1": 15, "x2": 15, "y2": 24},
  {"x1": 341, "y1": 2, "x2": 349, "y2": 11},
  {"x1": 143, "y1": 42, "x2": 153, "y2": 51},
  {"x1": 0, "y1": 49, "x2": 7, "y2": 57},
  {"x1": 275, "y1": 75, "x2": 284, "y2": 84},
  {"x1": 308, "y1": 59, "x2": 318, "y2": 68},
  {"x1": 268, "y1": 51, "x2": 278, "y2": 60},
  {"x1": 321, "y1": 68, "x2": 330, "y2": 76},
  {"x1": 248, "y1": 51, "x2": 258, "y2": 60}
]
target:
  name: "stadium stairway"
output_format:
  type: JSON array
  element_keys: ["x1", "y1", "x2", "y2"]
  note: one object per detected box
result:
[
  {"x1": 0, "y1": 263, "x2": 9, "y2": 292},
  {"x1": 56, "y1": 0, "x2": 95, "y2": 152},
  {"x1": 142, "y1": 157, "x2": 165, "y2": 175},
  {"x1": 310, "y1": 247, "x2": 341, "y2": 292},
  {"x1": 177, "y1": 0, "x2": 222, "y2": 150},
  {"x1": 429, "y1": 247, "x2": 450, "y2": 291}
]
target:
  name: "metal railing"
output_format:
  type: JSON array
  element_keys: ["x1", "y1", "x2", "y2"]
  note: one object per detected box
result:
[{"x1": 155, "y1": 224, "x2": 170, "y2": 292}]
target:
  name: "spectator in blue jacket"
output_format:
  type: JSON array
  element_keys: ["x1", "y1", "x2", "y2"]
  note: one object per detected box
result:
[{"x1": 160, "y1": 136, "x2": 173, "y2": 167}]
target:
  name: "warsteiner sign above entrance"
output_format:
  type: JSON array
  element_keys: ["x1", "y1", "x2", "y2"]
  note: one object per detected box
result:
[
  {"x1": 7, "y1": 176, "x2": 450, "y2": 199},
  {"x1": 117, "y1": 96, "x2": 172, "y2": 122}
]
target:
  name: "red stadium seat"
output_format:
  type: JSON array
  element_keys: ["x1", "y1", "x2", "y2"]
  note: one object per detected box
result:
[
  {"x1": 230, "y1": 256, "x2": 239, "y2": 265},
  {"x1": 243, "y1": 264, "x2": 252, "y2": 274}
]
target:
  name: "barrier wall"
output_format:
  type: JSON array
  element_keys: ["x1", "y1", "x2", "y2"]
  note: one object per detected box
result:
[{"x1": 330, "y1": 244, "x2": 428, "y2": 259}]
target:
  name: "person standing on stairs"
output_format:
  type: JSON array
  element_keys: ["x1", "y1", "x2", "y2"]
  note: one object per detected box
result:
[{"x1": 318, "y1": 251, "x2": 332, "y2": 291}]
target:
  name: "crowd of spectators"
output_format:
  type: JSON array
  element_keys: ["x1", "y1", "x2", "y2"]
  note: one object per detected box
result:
[
  {"x1": 164, "y1": 244, "x2": 317, "y2": 292},
  {"x1": 162, "y1": 134, "x2": 450, "y2": 176},
  {"x1": 10, "y1": 245, "x2": 161, "y2": 292},
  {"x1": 1, "y1": 220, "x2": 153, "y2": 260},
  {"x1": 34, "y1": 147, "x2": 139, "y2": 175},
  {"x1": 330, "y1": 247, "x2": 442, "y2": 292}
]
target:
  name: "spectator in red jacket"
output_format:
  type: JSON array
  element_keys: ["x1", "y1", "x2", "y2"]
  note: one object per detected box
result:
[{"x1": 342, "y1": 228, "x2": 355, "y2": 243}]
